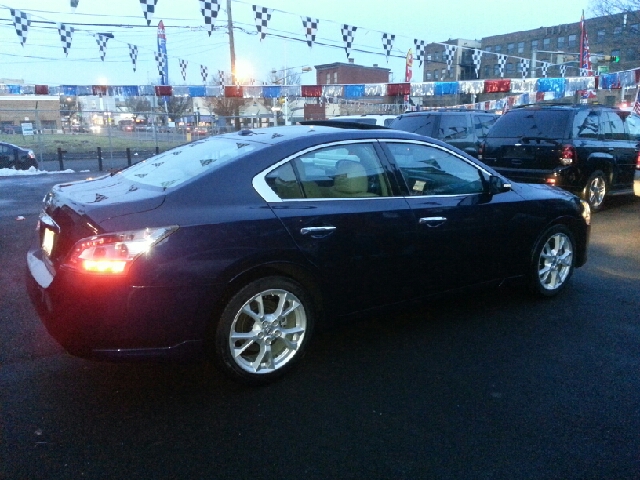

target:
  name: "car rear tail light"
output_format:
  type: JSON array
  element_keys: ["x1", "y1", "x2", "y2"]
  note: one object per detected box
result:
[
  {"x1": 546, "y1": 178, "x2": 557, "y2": 185},
  {"x1": 64, "y1": 226, "x2": 178, "y2": 275},
  {"x1": 478, "y1": 142, "x2": 485, "y2": 160},
  {"x1": 636, "y1": 150, "x2": 640, "y2": 170},
  {"x1": 560, "y1": 145, "x2": 575, "y2": 166}
]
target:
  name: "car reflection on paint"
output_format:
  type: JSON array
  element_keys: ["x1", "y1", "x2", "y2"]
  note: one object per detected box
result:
[{"x1": 26, "y1": 124, "x2": 591, "y2": 385}]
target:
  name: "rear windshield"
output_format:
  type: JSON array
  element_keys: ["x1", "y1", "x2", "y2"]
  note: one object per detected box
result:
[
  {"x1": 487, "y1": 109, "x2": 571, "y2": 138},
  {"x1": 390, "y1": 114, "x2": 437, "y2": 137},
  {"x1": 120, "y1": 137, "x2": 263, "y2": 188}
]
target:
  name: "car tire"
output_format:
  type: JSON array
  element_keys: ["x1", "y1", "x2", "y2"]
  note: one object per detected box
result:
[
  {"x1": 583, "y1": 171, "x2": 607, "y2": 212},
  {"x1": 213, "y1": 276, "x2": 314, "y2": 385},
  {"x1": 529, "y1": 225, "x2": 576, "y2": 297}
]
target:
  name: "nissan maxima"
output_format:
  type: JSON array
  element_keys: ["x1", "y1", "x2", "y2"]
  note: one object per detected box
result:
[{"x1": 27, "y1": 124, "x2": 591, "y2": 384}]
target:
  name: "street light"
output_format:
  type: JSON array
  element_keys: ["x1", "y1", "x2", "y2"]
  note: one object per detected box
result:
[{"x1": 270, "y1": 66, "x2": 313, "y2": 125}]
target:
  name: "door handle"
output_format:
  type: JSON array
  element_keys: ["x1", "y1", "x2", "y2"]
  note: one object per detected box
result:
[
  {"x1": 300, "y1": 226, "x2": 336, "y2": 235},
  {"x1": 419, "y1": 216, "x2": 447, "y2": 227}
]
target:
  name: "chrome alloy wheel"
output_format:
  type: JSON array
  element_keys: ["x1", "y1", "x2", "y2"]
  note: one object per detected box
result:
[
  {"x1": 229, "y1": 289, "x2": 307, "y2": 374},
  {"x1": 587, "y1": 175, "x2": 606, "y2": 210},
  {"x1": 537, "y1": 232, "x2": 574, "y2": 291}
]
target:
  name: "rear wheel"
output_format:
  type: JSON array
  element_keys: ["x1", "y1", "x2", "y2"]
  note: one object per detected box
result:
[
  {"x1": 583, "y1": 171, "x2": 606, "y2": 211},
  {"x1": 213, "y1": 276, "x2": 314, "y2": 385},
  {"x1": 530, "y1": 225, "x2": 575, "y2": 297}
]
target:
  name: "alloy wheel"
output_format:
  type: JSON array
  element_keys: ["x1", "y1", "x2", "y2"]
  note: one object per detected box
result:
[{"x1": 537, "y1": 232, "x2": 574, "y2": 291}]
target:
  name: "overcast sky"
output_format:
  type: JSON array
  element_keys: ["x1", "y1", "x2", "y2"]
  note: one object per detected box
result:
[{"x1": 0, "y1": 0, "x2": 594, "y2": 86}]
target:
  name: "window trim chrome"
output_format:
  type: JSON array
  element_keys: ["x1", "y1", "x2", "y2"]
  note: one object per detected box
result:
[{"x1": 252, "y1": 138, "x2": 496, "y2": 202}]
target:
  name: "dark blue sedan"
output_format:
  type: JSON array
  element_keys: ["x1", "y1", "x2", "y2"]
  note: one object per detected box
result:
[{"x1": 26, "y1": 124, "x2": 591, "y2": 384}]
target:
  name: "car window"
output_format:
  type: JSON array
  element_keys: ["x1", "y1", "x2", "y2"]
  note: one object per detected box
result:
[
  {"x1": 474, "y1": 114, "x2": 499, "y2": 137},
  {"x1": 264, "y1": 162, "x2": 303, "y2": 199},
  {"x1": 390, "y1": 114, "x2": 437, "y2": 137},
  {"x1": 386, "y1": 143, "x2": 485, "y2": 196},
  {"x1": 626, "y1": 113, "x2": 640, "y2": 140},
  {"x1": 489, "y1": 109, "x2": 571, "y2": 138},
  {"x1": 437, "y1": 115, "x2": 470, "y2": 141},
  {"x1": 266, "y1": 143, "x2": 392, "y2": 199},
  {"x1": 573, "y1": 110, "x2": 600, "y2": 139},
  {"x1": 601, "y1": 111, "x2": 628, "y2": 140},
  {"x1": 120, "y1": 137, "x2": 264, "y2": 188}
]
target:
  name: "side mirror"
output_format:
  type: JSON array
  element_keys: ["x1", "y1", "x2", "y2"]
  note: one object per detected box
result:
[{"x1": 487, "y1": 175, "x2": 511, "y2": 195}]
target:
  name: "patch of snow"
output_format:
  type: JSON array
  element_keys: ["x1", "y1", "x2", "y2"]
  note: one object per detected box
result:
[{"x1": 0, "y1": 167, "x2": 76, "y2": 177}]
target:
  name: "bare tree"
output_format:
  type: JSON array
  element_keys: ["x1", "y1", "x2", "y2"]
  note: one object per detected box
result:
[
  {"x1": 269, "y1": 66, "x2": 302, "y2": 85},
  {"x1": 165, "y1": 96, "x2": 193, "y2": 122},
  {"x1": 590, "y1": 0, "x2": 640, "y2": 16}
]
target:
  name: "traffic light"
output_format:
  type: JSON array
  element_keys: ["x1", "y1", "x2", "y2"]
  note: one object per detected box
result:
[{"x1": 604, "y1": 55, "x2": 620, "y2": 63}]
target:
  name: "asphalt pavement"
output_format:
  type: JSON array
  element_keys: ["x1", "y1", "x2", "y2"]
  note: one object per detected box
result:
[{"x1": 1, "y1": 173, "x2": 639, "y2": 479}]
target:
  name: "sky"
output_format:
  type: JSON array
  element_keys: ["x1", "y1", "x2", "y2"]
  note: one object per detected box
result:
[{"x1": 0, "y1": 0, "x2": 595, "y2": 87}]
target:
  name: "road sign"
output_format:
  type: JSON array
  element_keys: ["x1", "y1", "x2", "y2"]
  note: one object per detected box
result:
[{"x1": 597, "y1": 65, "x2": 609, "y2": 74}]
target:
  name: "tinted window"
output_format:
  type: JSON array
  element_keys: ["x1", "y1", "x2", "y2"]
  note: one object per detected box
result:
[
  {"x1": 573, "y1": 110, "x2": 599, "y2": 139},
  {"x1": 474, "y1": 114, "x2": 499, "y2": 137},
  {"x1": 386, "y1": 143, "x2": 484, "y2": 196},
  {"x1": 121, "y1": 138, "x2": 263, "y2": 188},
  {"x1": 601, "y1": 111, "x2": 627, "y2": 140},
  {"x1": 391, "y1": 114, "x2": 437, "y2": 137},
  {"x1": 488, "y1": 109, "x2": 571, "y2": 138},
  {"x1": 626, "y1": 113, "x2": 640, "y2": 140},
  {"x1": 437, "y1": 115, "x2": 469, "y2": 141}
]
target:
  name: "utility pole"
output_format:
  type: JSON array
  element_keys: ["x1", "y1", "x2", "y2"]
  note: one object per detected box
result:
[{"x1": 226, "y1": 0, "x2": 240, "y2": 130}]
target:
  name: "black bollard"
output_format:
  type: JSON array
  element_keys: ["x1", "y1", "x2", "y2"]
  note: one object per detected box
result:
[
  {"x1": 97, "y1": 147, "x2": 103, "y2": 172},
  {"x1": 126, "y1": 147, "x2": 132, "y2": 166},
  {"x1": 155, "y1": 146, "x2": 159, "y2": 155},
  {"x1": 57, "y1": 147, "x2": 66, "y2": 171}
]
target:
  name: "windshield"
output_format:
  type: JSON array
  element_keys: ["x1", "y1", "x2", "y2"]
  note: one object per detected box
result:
[
  {"x1": 487, "y1": 109, "x2": 571, "y2": 138},
  {"x1": 120, "y1": 137, "x2": 263, "y2": 188}
]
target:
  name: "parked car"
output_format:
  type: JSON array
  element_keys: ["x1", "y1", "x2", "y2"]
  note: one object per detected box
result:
[
  {"x1": 70, "y1": 125, "x2": 89, "y2": 133},
  {"x1": 330, "y1": 114, "x2": 398, "y2": 127},
  {"x1": 27, "y1": 124, "x2": 590, "y2": 385},
  {"x1": 479, "y1": 104, "x2": 639, "y2": 211},
  {"x1": 390, "y1": 109, "x2": 499, "y2": 157},
  {"x1": 0, "y1": 141, "x2": 37, "y2": 169}
]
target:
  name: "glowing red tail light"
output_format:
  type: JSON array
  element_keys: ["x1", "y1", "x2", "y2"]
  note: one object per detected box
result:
[
  {"x1": 560, "y1": 145, "x2": 576, "y2": 166},
  {"x1": 636, "y1": 150, "x2": 640, "y2": 170}
]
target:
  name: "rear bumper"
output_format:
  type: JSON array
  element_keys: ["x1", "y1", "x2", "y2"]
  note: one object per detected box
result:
[
  {"x1": 26, "y1": 243, "x2": 212, "y2": 362},
  {"x1": 494, "y1": 166, "x2": 583, "y2": 194}
]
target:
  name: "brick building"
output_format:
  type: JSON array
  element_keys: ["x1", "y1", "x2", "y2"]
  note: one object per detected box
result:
[
  {"x1": 315, "y1": 61, "x2": 391, "y2": 85},
  {"x1": 420, "y1": 10, "x2": 640, "y2": 106},
  {"x1": 0, "y1": 96, "x2": 61, "y2": 131}
]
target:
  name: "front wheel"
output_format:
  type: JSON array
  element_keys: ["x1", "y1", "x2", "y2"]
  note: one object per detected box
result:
[
  {"x1": 530, "y1": 225, "x2": 575, "y2": 297},
  {"x1": 213, "y1": 276, "x2": 314, "y2": 385},
  {"x1": 583, "y1": 171, "x2": 606, "y2": 212}
]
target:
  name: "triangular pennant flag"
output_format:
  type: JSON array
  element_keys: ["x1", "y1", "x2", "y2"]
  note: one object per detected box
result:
[
  {"x1": 444, "y1": 44, "x2": 458, "y2": 72},
  {"x1": 218, "y1": 70, "x2": 225, "y2": 86},
  {"x1": 179, "y1": 59, "x2": 188, "y2": 81},
  {"x1": 560, "y1": 64, "x2": 567, "y2": 78},
  {"x1": 497, "y1": 54, "x2": 507, "y2": 78},
  {"x1": 70, "y1": 0, "x2": 79, "y2": 11},
  {"x1": 252, "y1": 5, "x2": 273, "y2": 41},
  {"x1": 521, "y1": 58, "x2": 530, "y2": 80},
  {"x1": 201, "y1": 65, "x2": 208, "y2": 83},
  {"x1": 341, "y1": 24, "x2": 357, "y2": 59},
  {"x1": 139, "y1": 0, "x2": 159, "y2": 26},
  {"x1": 414, "y1": 39, "x2": 425, "y2": 67},
  {"x1": 382, "y1": 33, "x2": 395, "y2": 60},
  {"x1": 155, "y1": 52, "x2": 166, "y2": 77},
  {"x1": 57, "y1": 23, "x2": 74, "y2": 56},
  {"x1": 541, "y1": 62, "x2": 550, "y2": 78},
  {"x1": 199, "y1": 0, "x2": 220, "y2": 36},
  {"x1": 472, "y1": 48, "x2": 482, "y2": 78},
  {"x1": 301, "y1": 17, "x2": 318, "y2": 47},
  {"x1": 128, "y1": 44, "x2": 138, "y2": 72},
  {"x1": 94, "y1": 34, "x2": 110, "y2": 61},
  {"x1": 10, "y1": 9, "x2": 31, "y2": 47}
]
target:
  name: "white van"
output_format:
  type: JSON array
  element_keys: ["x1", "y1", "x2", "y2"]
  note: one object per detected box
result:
[{"x1": 329, "y1": 114, "x2": 397, "y2": 127}]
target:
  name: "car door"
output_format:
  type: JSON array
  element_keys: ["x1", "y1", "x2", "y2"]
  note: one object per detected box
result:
[
  {"x1": 380, "y1": 140, "x2": 519, "y2": 293},
  {"x1": 259, "y1": 141, "x2": 418, "y2": 314},
  {"x1": 601, "y1": 110, "x2": 637, "y2": 190},
  {"x1": 0, "y1": 144, "x2": 11, "y2": 168}
]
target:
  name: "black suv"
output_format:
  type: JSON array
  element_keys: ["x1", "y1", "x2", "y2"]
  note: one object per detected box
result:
[
  {"x1": 479, "y1": 104, "x2": 639, "y2": 211},
  {"x1": 389, "y1": 109, "x2": 499, "y2": 157},
  {"x1": 0, "y1": 142, "x2": 37, "y2": 170}
]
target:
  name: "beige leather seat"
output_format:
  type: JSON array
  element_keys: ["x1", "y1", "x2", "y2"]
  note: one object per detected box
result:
[{"x1": 331, "y1": 160, "x2": 377, "y2": 197}]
